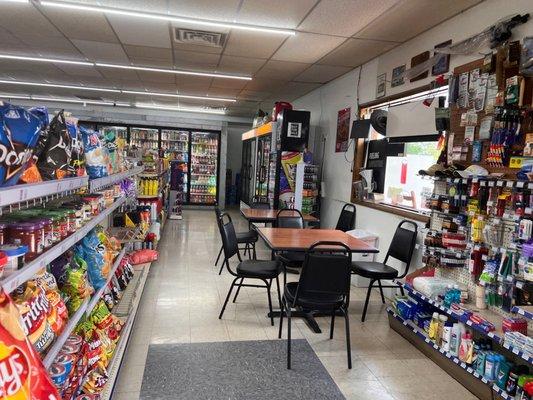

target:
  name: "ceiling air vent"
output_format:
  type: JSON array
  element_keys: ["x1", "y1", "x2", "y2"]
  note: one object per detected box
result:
[{"x1": 174, "y1": 28, "x2": 226, "y2": 48}]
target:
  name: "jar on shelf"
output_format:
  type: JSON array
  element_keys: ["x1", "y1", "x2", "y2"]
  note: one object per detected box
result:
[
  {"x1": 8, "y1": 222, "x2": 42, "y2": 261},
  {"x1": 0, "y1": 244, "x2": 27, "y2": 275}
]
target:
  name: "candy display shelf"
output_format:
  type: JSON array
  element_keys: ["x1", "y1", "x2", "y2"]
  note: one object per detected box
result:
[
  {"x1": 387, "y1": 308, "x2": 510, "y2": 400},
  {"x1": 0, "y1": 196, "x2": 126, "y2": 293},
  {"x1": 100, "y1": 261, "x2": 152, "y2": 400},
  {"x1": 0, "y1": 175, "x2": 88, "y2": 208},
  {"x1": 89, "y1": 166, "x2": 144, "y2": 192}
]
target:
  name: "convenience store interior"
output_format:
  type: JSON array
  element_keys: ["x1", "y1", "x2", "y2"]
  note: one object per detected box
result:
[{"x1": 0, "y1": 0, "x2": 532, "y2": 399}]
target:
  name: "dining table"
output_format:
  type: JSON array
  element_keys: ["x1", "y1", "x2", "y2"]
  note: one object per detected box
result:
[
  {"x1": 240, "y1": 208, "x2": 319, "y2": 225},
  {"x1": 256, "y1": 227, "x2": 379, "y2": 333}
]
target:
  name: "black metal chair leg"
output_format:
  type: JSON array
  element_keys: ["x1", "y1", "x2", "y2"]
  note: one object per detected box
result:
[
  {"x1": 214, "y1": 245, "x2": 223, "y2": 266},
  {"x1": 278, "y1": 297, "x2": 284, "y2": 339},
  {"x1": 252, "y1": 242, "x2": 257, "y2": 260},
  {"x1": 329, "y1": 310, "x2": 335, "y2": 339},
  {"x1": 362, "y1": 279, "x2": 375, "y2": 322},
  {"x1": 219, "y1": 277, "x2": 238, "y2": 320},
  {"x1": 287, "y1": 307, "x2": 292, "y2": 370},
  {"x1": 232, "y1": 278, "x2": 244, "y2": 303},
  {"x1": 243, "y1": 243, "x2": 249, "y2": 258},
  {"x1": 275, "y1": 276, "x2": 282, "y2": 309},
  {"x1": 266, "y1": 280, "x2": 274, "y2": 326},
  {"x1": 342, "y1": 308, "x2": 352, "y2": 369},
  {"x1": 377, "y1": 279, "x2": 386, "y2": 304},
  {"x1": 218, "y1": 257, "x2": 226, "y2": 275}
]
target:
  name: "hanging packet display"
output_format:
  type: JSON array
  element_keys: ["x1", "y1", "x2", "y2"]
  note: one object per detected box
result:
[
  {"x1": 19, "y1": 106, "x2": 49, "y2": 184},
  {"x1": 37, "y1": 110, "x2": 73, "y2": 180},
  {"x1": 0, "y1": 102, "x2": 42, "y2": 187},
  {"x1": 0, "y1": 289, "x2": 60, "y2": 399},
  {"x1": 66, "y1": 116, "x2": 85, "y2": 177},
  {"x1": 75, "y1": 229, "x2": 106, "y2": 290},
  {"x1": 80, "y1": 126, "x2": 108, "y2": 179}
]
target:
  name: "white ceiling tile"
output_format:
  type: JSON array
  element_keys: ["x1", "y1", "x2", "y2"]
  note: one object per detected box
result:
[
  {"x1": 244, "y1": 79, "x2": 287, "y2": 92},
  {"x1": 177, "y1": 76, "x2": 212, "y2": 92},
  {"x1": 294, "y1": 65, "x2": 352, "y2": 83},
  {"x1": 217, "y1": 56, "x2": 266, "y2": 75},
  {"x1": 172, "y1": 41, "x2": 224, "y2": 55},
  {"x1": 168, "y1": 0, "x2": 241, "y2": 21},
  {"x1": 81, "y1": 0, "x2": 169, "y2": 14},
  {"x1": 210, "y1": 78, "x2": 248, "y2": 90},
  {"x1": 277, "y1": 81, "x2": 321, "y2": 97},
  {"x1": 76, "y1": 76, "x2": 113, "y2": 87},
  {"x1": 141, "y1": 82, "x2": 179, "y2": 92},
  {"x1": 272, "y1": 33, "x2": 344, "y2": 63},
  {"x1": 107, "y1": 14, "x2": 171, "y2": 48},
  {"x1": 173, "y1": 50, "x2": 220, "y2": 70},
  {"x1": 238, "y1": 0, "x2": 317, "y2": 29},
  {"x1": 0, "y1": 3, "x2": 63, "y2": 38},
  {"x1": 318, "y1": 38, "x2": 398, "y2": 67},
  {"x1": 137, "y1": 71, "x2": 175, "y2": 84},
  {"x1": 238, "y1": 90, "x2": 272, "y2": 101},
  {"x1": 0, "y1": 59, "x2": 65, "y2": 75},
  {"x1": 16, "y1": 35, "x2": 83, "y2": 59},
  {"x1": 206, "y1": 88, "x2": 241, "y2": 98},
  {"x1": 129, "y1": 57, "x2": 174, "y2": 68},
  {"x1": 123, "y1": 45, "x2": 173, "y2": 60},
  {"x1": 224, "y1": 31, "x2": 286, "y2": 59},
  {"x1": 112, "y1": 79, "x2": 147, "y2": 91},
  {"x1": 299, "y1": 0, "x2": 399, "y2": 37},
  {"x1": 98, "y1": 67, "x2": 139, "y2": 81},
  {"x1": 41, "y1": 8, "x2": 119, "y2": 43},
  {"x1": 71, "y1": 39, "x2": 130, "y2": 63},
  {"x1": 354, "y1": 0, "x2": 481, "y2": 42},
  {"x1": 255, "y1": 60, "x2": 311, "y2": 80},
  {"x1": 55, "y1": 64, "x2": 104, "y2": 78}
]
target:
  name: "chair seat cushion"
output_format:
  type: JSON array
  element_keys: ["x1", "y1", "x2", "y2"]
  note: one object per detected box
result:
[
  {"x1": 278, "y1": 251, "x2": 304, "y2": 266},
  {"x1": 351, "y1": 261, "x2": 399, "y2": 279},
  {"x1": 237, "y1": 259, "x2": 280, "y2": 279},
  {"x1": 236, "y1": 230, "x2": 258, "y2": 243},
  {"x1": 284, "y1": 282, "x2": 344, "y2": 310}
]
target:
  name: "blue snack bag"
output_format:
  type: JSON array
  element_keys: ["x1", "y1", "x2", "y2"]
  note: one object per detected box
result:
[
  {"x1": 80, "y1": 126, "x2": 108, "y2": 179},
  {"x1": 0, "y1": 102, "x2": 42, "y2": 187}
]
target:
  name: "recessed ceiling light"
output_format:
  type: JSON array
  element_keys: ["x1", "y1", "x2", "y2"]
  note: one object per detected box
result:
[
  {"x1": 0, "y1": 54, "x2": 92, "y2": 66},
  {"x1": 40, "y1": 1, "x2": 295, "y2": 36},
  {"x1": 135, "y1": 103, "x2": 226, "y2": 115},
  {"x1": 0, "y1": 79, "x2": 236, "y2": 102},
  {"x1": 95, "y1": 63, "x2": 251, "y2": 81}
]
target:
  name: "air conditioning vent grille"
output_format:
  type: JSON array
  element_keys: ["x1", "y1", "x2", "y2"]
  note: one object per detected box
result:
[{"x1": 174, "y1": 28, "x2": 226, "y2": 48}]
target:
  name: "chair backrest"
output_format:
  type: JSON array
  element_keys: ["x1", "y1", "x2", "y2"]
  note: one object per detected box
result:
[
  {"x1": 384, "y1": 220, "x2": 418, "y2": 278},
  {"x1": 251, "y1": 202, "x2": 270, "y2": 209},
  {"x1": 218, "y1": 213, "x2": 239, "y2": 261},
  {"x1": 276, "y1": 209, "x2": 304, "y2": 228},
  {"x1": 292, "y1": 242, "x2": 352, "y2": 306},
  {"x1": 335, "y1": 203, "x2": 356, "y2": 232}
]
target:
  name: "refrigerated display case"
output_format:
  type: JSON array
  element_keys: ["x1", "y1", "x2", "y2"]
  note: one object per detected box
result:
[
  {"x1": 240, "y1": 138, "x2": 255, "y2": 205},
  {"x1": 254, "y1": 135, "x2": 271, "y2": 203},
  {"x1": 101, "y1": 125, "x2": 127, "y2": 141},
  {"x1": 130, "y1": 127, "x2": 159, "y2": 149},
  {"x1": 189, "y1": 131, "x2": 220, "y2": 205}
]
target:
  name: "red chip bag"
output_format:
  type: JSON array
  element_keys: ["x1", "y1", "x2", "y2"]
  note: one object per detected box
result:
[
  {"x1": 129, "y1": 249, "x2": 158, "y2": 265},
  {"x1": 0, "y1": 289, "x2": 60, "y2": 399}
]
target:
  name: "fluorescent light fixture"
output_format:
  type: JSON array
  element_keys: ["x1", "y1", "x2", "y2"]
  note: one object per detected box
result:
[
  {"x1": 0, "y1": 93, "x2": 130, "y2": 107},
  {"x1": 0, "y1": 79, "x2": 121, "y2": 93},
  {"x1": 0, "y1": 54, "x2": 92, "y2": 66},
  {"x1": 40, "y1": 1, "x2": 295, "y2": 36},
  {"x1": 135, "y1": 102, "x2": 226, "y2": 115},
  {"x1": 122, "y1": 90, "x2": 235, "y2": 102},
  {"x1": 0, "y1": 0, "x2": 29, "y2": 3},
  {"x1": 95, "y1": 63, "x2": 251, "y2": 81}
]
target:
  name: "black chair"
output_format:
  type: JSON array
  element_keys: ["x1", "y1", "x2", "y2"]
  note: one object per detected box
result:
[
  {"x1": 336, "y1": 203, "x2": 356, "y2": 232},
  {"x1": 214, "y1": 207, "x2": 258, "y2": 274},
  {"x1": 279, "y1": 242, "x2": 353, "y2": 369},
  {"x1": 276, "y1": 209, "x2": 305, "y2": 281},
  {"x1": 352, "y1": 220, "x2": 418, "y2": 322},
  {"x1": 217, "y1": 213, "x2": 282, "y2": 325}
]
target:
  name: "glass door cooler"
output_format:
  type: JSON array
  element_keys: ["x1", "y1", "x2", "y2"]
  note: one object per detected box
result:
[
  {"x1": 165, "y1": 130, "x2": 189, "y2": 203},
  {"x1": 130, "y1": 127, "x2": 159, "y2": 149},
  {"x1": 254, "y1": 135, "x2": 271, "y2": 203},
  {"x1": 189, "y1": 131, "x2": 219, "y2": 205}
]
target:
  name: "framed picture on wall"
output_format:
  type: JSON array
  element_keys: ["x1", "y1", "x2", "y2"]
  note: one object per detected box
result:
[
  {"x1": 410, "y1": 51, "x2": 430, "y2": 82},
  {"x1": 432, "y1": 39, "x2": 452, "y2": 76},
  {"x1": 391, "y1": 65, "x2": 405, "y2": 87},
  {"x1": 335, "y1": 107, "x2": 351, "y2": 152},
  {"x1": 376, "y1": 73, "x2": 386, "y2": 98}
]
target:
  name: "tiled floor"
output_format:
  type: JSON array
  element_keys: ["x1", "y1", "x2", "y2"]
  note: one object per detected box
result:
[{"x1": 112, "y1": 210, "x2": 477, "y2": 400}]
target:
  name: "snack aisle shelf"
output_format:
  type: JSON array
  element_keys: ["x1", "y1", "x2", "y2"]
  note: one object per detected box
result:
[
  {"x1": 387, "y1": 308, "x2": 510, "y2": 400},
  {"x1": 100, "y1": 261, "x2": 152, "y2": 400},
  {"x1": 43, "y1": 297, "x2": 90, "y2": 368},
  {"x1": 511, "y1": 305, "x2": 533, "y2": 321},
  {"x1": 0, "y1": 196, "x2": 127, "y2": 293},
  {"x1": 89, "y1": 166, "x2": 144, "y2": 192},
  {"x1": 0, "y1": 176, "x2": 89, "y2": 208}
]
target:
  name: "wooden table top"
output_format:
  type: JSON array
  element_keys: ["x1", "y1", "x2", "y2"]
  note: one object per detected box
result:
[
  {"x1": 257, "y1": 227, "x2": 378, "y2": 253},
  {"x1": 241, "y1": 208, "x2": 319, "y2": 222}
]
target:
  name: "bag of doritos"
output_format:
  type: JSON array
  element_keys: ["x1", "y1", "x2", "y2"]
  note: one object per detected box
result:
[{"x1": 0, "y1": 289, "x2": 60, "y2": 399}]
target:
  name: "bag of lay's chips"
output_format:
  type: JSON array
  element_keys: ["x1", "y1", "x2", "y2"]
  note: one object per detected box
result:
[
  {"x1": 80, "y1": 126, "x2": 107, "y2": 179},
  {"x1": 0, "y1": 289, "x2": 60, "y2": 399},
  {"x1": 0, "y1": 102, "x2": 42, "y2": 187}
]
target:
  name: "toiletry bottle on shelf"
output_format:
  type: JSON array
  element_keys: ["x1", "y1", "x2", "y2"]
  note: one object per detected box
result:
[
  {"x1": 428, "y1": 312, "x2": 440, "y2": 341},
  {"x1": 437, "y1": 315, "x2": 448, "y2": 346},
  {"x1": 441, "y1": 322, "x2": 453, "y2": 352}
]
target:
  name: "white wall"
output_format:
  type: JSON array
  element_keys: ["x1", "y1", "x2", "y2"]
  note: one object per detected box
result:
[{"x1": 293, "y1": 0, "x2": 533, "y2": 267}]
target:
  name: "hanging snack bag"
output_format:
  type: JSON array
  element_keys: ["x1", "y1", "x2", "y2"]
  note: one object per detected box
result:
[
  {"x1": 12, "y1": 281, "x2": 55, "y2": 354},
  {"x1": 0, "y1": 102, "x2": 42, "y2": 187},
  {"x1": 19, "y1": 106, "x2": 49, "y2": 184},
  {"x1": 80, "y1": 126, "x2": 108, "y2": 179},
  {"x1": 66, "y1": 115, "x2": 85, "y2": 177},
  {"x1": 37, "y1": 110, "x2": 73, "y2": 180},
  {"x1": 62, "y1": 256, "x2": 93, "y2": 315},
  {"x1": 0, "y1": 289, "x2": 60, "y2": 399},
  {"x1": 76, "y1": 229, "x2": 106, "y2": 290}
]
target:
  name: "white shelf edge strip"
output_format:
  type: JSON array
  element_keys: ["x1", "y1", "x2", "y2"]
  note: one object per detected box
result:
[
  {"x1": 89, "y1": 167, "x2": 144, "y2": 192},
  {"x1": 511, "y1": 305, "x2": 533, "y2": 321},
  {"x1": 0, "y1": 176, "x2": 89, "y2": 208},
  {"x1": 387, "y1": 308, "x2": 510, "y2": 399},
  {"x1": 0, "y1": 196, "x2": 126, "y2": 293},
  {"x1": 101, "y1": 264, "x2": 151, "y2": 400},
  {"x1": 85, "y1": 248, "x2": 127, "y2": 316},
  {"x1": 43, "y1": 297, "x2": 90, "y2": 368}
]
